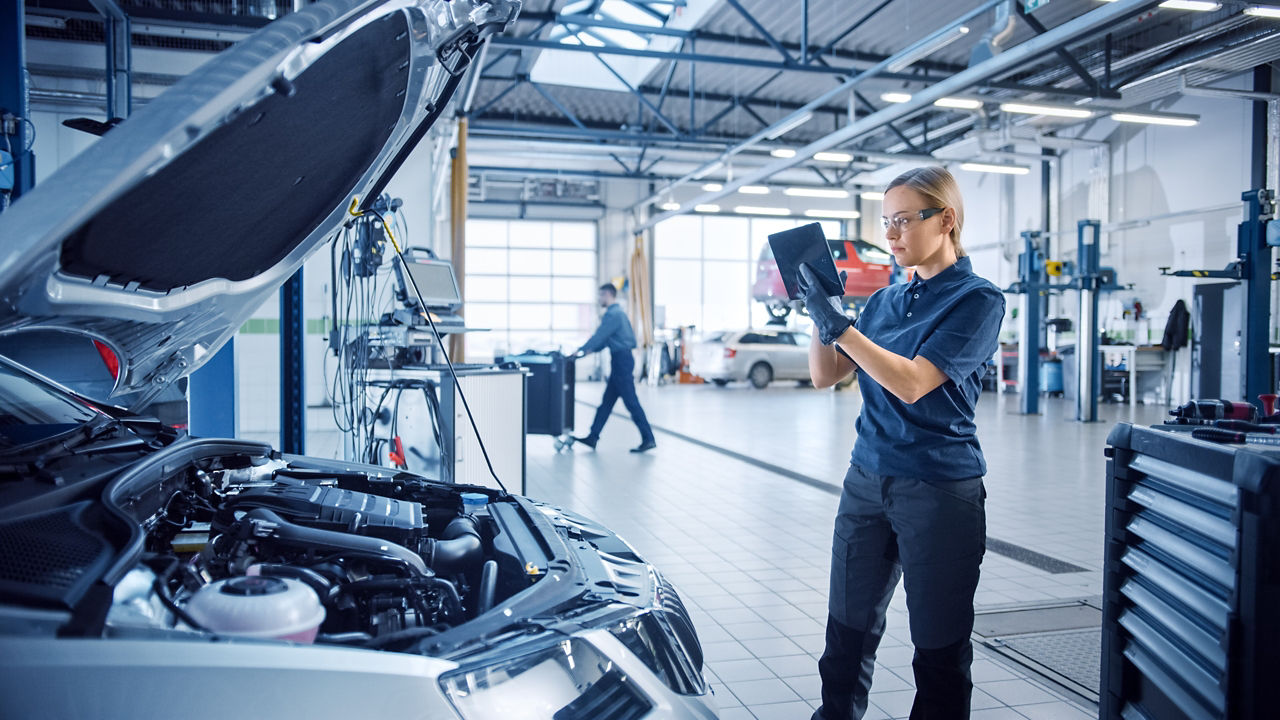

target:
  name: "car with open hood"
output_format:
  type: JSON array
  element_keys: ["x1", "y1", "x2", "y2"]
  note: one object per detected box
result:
[{"x1": 0, "y1": 2, "x2": 715, "y2": 718}]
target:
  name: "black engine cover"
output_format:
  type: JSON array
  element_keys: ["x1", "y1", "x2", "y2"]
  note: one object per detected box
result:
[{"x1": 219, "y1": 482, "x2": 425, "y2": 546}]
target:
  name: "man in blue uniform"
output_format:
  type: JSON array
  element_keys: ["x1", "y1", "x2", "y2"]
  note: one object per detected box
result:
[{"x1": 573, "y1": 283, "x2": 657, "y2": 453}]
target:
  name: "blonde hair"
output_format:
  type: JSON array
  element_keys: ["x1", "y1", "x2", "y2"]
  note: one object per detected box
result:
[{"x1": 886, "y1": 166, "x2": 966, "y2": 258}]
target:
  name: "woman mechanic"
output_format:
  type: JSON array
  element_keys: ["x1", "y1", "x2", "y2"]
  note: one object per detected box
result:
[{"x1": 799, "y1": 166, "x2": 1005, "y2": 720}]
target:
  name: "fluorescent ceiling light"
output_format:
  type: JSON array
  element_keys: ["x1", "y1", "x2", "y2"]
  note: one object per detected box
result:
[
  {"x1": 735, "y1": 206, "x2": 791, "y2": 216},
  {"x1": 935, "y1": 97, "x2": 984, "y2": 110},
  {"x1": 764, "y1": 112, "x2": 813, "y2": 140},
  {"x1": 813, "y1": 151, "x2": 853, "y2": 163},
  {"x1": 739, "y1": 185, "x2": 771, "y2": 194},
  {"x1": 1244, "y1": 5, "x2": 1280, "y2": 17},
  {"x1": 886, "y1": 25, "x2": 970, "y2": 73},
  {"x1": 960, "y1": 162, "x2": 1030, "y2": 175},
  {"x1": 702, "y1": 182, "x2": 723, "y2": 191},
  {"x1": 1158, "y1": 0, "x2": 1220, "y2": 9},
  {"x1": 1110, "y1": 111, "x2": 1199, "y2": 127},
  {"x1": 881, "y1": 92, "x2": 913, "y2": 104},
  {"x1": 659, "y1": 202, "x2": 680, "y2": 211},
  {"x1": 805, "y1": 209, "x2": 862, "y2": 219},
  {"x1": 770, "y1": 148, "x2": 797, "y2": 158},
  {"x1": 1000, "y1": 102, "x2": 1093, "y2": 119},
  {"x1": 1100, "y1": 0, "x2": 1221, "y2": 7},
  {"x1": 860, "y1": 191, "x2": 886, "y2": 201},
  {"x1": 785, "y1": 187, "x2": 850, "y2": 198},
  {"x1": 695, "y1": 204, "x2": 721, "y2": 213}
]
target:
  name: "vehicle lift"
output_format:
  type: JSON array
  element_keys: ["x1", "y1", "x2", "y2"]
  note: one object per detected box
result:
[
  {"x1": 1005, "y1": 220, "x2": 1122, "y2": 421},
  {"x1": 1158, "y1": 188, "x2": 1279, "y2": 404}
]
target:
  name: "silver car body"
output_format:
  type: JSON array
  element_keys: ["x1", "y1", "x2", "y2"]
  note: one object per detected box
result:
[
  {"x1": 690, "y1": 329, "x2": 812, "y2": 388},
  {"x1": 0, "y1": 0, "x2": 716, "y2": 717}
]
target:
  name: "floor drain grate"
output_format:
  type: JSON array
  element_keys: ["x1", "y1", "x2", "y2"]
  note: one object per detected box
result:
[{"x1": 972, "y1": 600, "x2": 1102, "y2": 703}]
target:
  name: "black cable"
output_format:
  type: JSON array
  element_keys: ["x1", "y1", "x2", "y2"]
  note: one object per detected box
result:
[{"x1": 369, "y1": 208, "x2": 508, "y2": 494}]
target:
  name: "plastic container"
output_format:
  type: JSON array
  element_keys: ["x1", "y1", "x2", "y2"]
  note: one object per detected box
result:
[
  {"x1": 185, "y1": 576, "x2": 325, "y2": 643},
  {"x1": 461, "y1": 492, "x2": 488, "y2": 516}
]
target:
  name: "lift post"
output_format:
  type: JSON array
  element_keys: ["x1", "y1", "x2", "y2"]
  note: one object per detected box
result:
[
  {"x1": 1004, "y1": 230, "x2": 1072, "y2": 415},
  {"x1": 1159, "y1": 189, "x2": 1276, "y2": 402},
  {"x1": 1077, "y1": 220, "x2": 1102, "y2": 422}
]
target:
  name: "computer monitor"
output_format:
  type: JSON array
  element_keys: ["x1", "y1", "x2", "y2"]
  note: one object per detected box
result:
[{"x1": 402, "y1": 259, "x2": 462, "y2": 310}]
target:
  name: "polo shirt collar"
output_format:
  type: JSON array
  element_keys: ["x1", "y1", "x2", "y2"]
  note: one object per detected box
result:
[{"x1": 907, "y1": 256, "x2": 972, "y2": 293}]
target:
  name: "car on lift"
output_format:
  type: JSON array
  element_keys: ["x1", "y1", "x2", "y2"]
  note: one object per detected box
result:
[
  {"x1": 752, "y1": 237, "x2": 895, "y2": 319},
  {"x1": 689, "y1": 329, "x2": 812, "y2": 389},
  {"x1": 0, "y1": 2, "x2": 715, "y2": 719}
]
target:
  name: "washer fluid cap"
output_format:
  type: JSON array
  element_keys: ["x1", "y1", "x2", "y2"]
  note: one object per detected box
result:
[
  {"x1": 186, "y1": 576, "x2": 326, "y2": 643},
  {"x1": 461, "y1": 492, "x2": 488, "y2": 514}
]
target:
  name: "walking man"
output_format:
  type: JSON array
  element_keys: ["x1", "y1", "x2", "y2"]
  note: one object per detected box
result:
[{"x1": 573, "y1": 283, "x2": 657, "y2": 453}]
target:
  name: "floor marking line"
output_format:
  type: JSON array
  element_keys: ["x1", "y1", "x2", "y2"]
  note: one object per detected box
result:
[{"x1": 575, "y1": 397, "x2": 1088, "y2": 574}]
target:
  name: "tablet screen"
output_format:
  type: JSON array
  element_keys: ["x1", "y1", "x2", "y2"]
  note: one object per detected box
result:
[{"x1": 767, "y1": 223, "x2": 844, "y2": 300}]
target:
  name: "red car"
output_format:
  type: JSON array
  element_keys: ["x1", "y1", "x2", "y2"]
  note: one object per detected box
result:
[{"x1": 752, "y1": 238, "x2": 894, "y2": 319}]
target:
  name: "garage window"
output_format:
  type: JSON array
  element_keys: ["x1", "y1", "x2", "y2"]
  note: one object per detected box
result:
[
  {"x1": 464, "y1": 220, "x2": 597, "y2": 359},
  {"x1": 653, "y1": 216, "x2": 840, "y2": 332}
]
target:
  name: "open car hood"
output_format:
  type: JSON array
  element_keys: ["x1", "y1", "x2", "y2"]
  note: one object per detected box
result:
[{"x1": 0, "y1": 0, "x2": 517, "y2": 403}]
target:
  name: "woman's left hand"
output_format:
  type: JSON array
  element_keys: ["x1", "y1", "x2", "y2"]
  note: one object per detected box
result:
[{"x1": 799, "y1": 264, "x2": 852, "y2": 345}]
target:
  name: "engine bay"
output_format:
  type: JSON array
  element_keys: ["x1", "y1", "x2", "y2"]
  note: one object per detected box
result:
[{"x1": 107, "y1": 453, "x2": 542, "y2": 652}]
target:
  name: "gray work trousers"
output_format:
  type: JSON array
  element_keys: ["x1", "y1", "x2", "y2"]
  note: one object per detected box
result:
[{"x1": 815, "y1": 463, "x2": 986, "y2": 720}]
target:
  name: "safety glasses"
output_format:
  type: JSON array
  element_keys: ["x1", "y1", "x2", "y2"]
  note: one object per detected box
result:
[{"x1": 880, "y1": 207, "x2": 944, "y2": 233}]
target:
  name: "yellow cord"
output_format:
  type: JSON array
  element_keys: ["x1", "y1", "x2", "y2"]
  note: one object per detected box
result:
[{"x1": 348, "y1": 195, "x2": 400, "y2": 252}]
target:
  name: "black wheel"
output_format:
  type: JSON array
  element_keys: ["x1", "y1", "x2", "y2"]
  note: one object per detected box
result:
[
  {"x1": 712, "y1": 379, "x2": 730, "y2": 387},
  {"x1": 764, "y1": 302, "x2": 791, "y2": 320},
  {"x1": 748, "y1": 362, "x2": 773, "y2": 389}
]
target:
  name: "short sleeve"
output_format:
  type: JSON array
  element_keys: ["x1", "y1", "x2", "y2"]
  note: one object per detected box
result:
[{"x1": 916, "y1": 285, "x2": 1005, "y2": 385}]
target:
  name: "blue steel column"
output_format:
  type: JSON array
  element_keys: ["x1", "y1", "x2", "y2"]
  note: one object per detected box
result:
[
  {"x1": 1077, "y1": 220, "x2": 1101, "y2": 422},
  {"x1": 1, "y1": 0, "x2": 36, "y2": 200},
  {"x1": 1240, "y1": 189, "x2": 1274, "y2": 402},
  {"x1": 1020, "y1": 230, "x2": 1042, "y2": 415},
  {"x1": 188, "y1": 339, "x2": 237, "y2": 437},
  {"x1": 280, "y1": 269, "x2": 306, "y2": 454},
  {"x1": 1243, "y1": 65, "x2": 1275, "y2": 401}
]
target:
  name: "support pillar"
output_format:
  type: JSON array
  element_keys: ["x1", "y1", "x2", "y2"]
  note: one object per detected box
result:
[
  {"x1": 449, "y1": 118, "x2": 468, "y2": 362},
  {"x1": 281, "y1": 269, "x2": 305, "y2": 454},
  {"x1": 1, "y1": 0, "x2": 36, "y2": 203},
  {"x1": 1077, "y1": 220, "x2": 1101, "y2": 422}
]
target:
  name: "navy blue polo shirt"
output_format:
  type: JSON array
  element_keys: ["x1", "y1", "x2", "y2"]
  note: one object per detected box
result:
[{"x1": 849, "y1": 256, "x2": 1005, "y2": 481}]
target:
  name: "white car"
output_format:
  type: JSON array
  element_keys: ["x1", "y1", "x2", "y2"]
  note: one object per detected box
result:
[
  {"x1": 0, "y1": 1, "x2": 715, "y2": 718},
  {"x1": 690, "y1": 329, "x2": 813, "y2": 388}
]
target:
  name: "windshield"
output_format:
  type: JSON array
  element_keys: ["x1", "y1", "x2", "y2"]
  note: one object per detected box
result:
[
  {"x1": 0, "y1": 358, "x2": 103, "y2": 449},
  {"x1": 853, "y1": 239, "x2": 893, "y2": 266}
]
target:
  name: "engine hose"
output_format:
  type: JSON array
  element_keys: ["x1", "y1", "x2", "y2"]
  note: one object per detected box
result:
[
  {"x1": 251, "y1": 564, "x2": 335, "y2": 603},
  {"x1": 341, "y1": 576, "x2": 464, "y2": 619},
  {"x1": 477, "y1": 560, "x2": 498, "y2": 615},
  {"x1": 429, "y1": 515, "x2": 483, "y2": 575},
  {"x1": 240, "y1": 508, "x2": 429, "y2": 576}
]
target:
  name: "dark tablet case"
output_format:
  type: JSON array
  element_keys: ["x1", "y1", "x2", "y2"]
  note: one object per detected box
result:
[{"x1": 767, "y1": 222, "x2": 844, "y2": 300}]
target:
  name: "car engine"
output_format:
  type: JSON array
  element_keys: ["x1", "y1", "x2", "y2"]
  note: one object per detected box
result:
[{"x1": 112, "y1": 455, "x2": 515, "y2": 651}]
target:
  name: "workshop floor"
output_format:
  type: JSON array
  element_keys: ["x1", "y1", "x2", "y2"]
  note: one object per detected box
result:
[
  {"x1": 527, "y1": 381, "x2": 1168, "y2": 720},
  {"x1": 261, "y1": 381, "x2": 1168, "y2": 720}
]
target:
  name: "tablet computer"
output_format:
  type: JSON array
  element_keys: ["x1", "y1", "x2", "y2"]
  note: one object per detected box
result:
[{"x1": 768, "y1": 222, "x2": 844, "y2": 300}]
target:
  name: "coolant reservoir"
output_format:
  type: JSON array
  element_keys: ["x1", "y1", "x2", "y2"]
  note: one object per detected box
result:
[{"x1": 185, "y1": 576, "x2": 325, "y2": 643}]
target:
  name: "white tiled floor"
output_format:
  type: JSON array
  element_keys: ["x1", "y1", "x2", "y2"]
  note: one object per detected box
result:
[{"x1": 256, "y1": 379, "x2": 1169, "y2": 720}]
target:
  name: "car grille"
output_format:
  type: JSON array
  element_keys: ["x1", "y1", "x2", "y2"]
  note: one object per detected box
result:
[{"x1": 554, "y1": 669, "x2": 653, "y2": 720}]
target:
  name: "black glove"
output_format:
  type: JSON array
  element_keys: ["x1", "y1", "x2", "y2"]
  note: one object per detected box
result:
[{"x1": 799, "y1": 264, "x2": 852, "y2": 345}]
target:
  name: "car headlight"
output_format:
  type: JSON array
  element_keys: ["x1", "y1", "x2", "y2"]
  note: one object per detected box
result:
[
  {"x1": 609, "y1": 611, "x2": 707, "y2": 696},
  {"x1": 440, "y1": 637, "x2": 653, "y2": 720}
]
